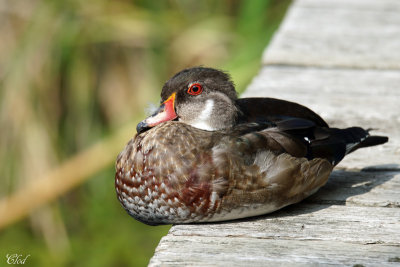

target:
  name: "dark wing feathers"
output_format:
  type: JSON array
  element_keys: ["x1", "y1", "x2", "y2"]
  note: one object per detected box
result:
[
  {"x1": 236, "y1": 98, "x2": 329, "y2": 127},
  {"x1": 310, "y1": 127, "x2": 388, "y2": 164},
  {"x1": 275, "y1": 117, "x2": 316, "y2": 132},
  {"x1": 235, "y1": 98, "x2": 388, "y2": 165},
  {"x1": 233, "y1": 117, "x2": 388, "y2": 166}
]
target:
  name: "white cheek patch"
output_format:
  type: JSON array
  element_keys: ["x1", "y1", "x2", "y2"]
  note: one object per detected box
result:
[
  {"x1": 199, "y1": 99, "x2": 214, "y2": 121},
  {"x1": 190, "y1": 99, "x2": 215, "y2": 131}
]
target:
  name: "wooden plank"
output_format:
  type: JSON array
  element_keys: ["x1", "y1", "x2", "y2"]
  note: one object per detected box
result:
[
  {"x1": 308, "y1": 171, "x2": 400, "y2": 208},
  {"x1": 243, "y1": 66, "x2": 400, "y2": 169},
  {"x1": 150, "y1": 236, "x2": 400, "y2": 267},
  {"x1": 264, "y1": 0, "x2": 400, "y2": 69},
  {"x1": 167, "y1": 204, "x2": 400, "y2": 244},
  {"x1": 243, "y1": 67, "x2": 400, "y2": 125}
]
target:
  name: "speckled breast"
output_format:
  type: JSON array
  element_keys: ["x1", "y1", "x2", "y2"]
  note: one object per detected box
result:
[{"x1": 115, "y1": 122, "x2": 224, "y2": 225}]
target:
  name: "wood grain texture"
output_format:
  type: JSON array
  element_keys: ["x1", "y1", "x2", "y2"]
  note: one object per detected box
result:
[
  {"x1": 264, "y1": 0, "x2": 400, "y2": 69},
  {"x1": 242, "y1": 67, "x2": 400, "y2": 126},
  {"x1": 150, "y1": 0, "x2": 400, "y2": 265},
  {"x1": 308, "y1": 171, "x2": 400, "y2": 208},
  {"x1": 150, "y1": 236, "x2": 400, "y2": 267},
  {"x1": 166, "y1": 204, "x2": 400, "y2": 244}
]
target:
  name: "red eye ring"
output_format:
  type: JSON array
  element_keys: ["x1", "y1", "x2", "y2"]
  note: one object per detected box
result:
[{"x1": 187, "y1": 83, "x2": 203, "y2": 96}]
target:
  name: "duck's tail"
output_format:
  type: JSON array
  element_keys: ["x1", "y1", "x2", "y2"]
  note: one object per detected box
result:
[
  {"x1": 310, "y1": 127, "x2": 388, "y2": 165},
  {"x1": 346, "y1": 131, "x2": 388, "y2": 154}
]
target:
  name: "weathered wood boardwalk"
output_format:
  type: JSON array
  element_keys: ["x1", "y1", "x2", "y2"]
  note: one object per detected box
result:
[{"x1": 149, "y1": 0, "x2": 400, "y2": 266}]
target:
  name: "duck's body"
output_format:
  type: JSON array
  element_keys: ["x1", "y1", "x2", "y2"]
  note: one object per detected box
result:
[{"x1": 115, "y1": 67, "x2": 388, "y2": 225}]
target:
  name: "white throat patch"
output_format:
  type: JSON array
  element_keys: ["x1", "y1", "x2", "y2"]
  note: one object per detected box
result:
[{"x1": 190, "y1": 99, "x2": 215, "y2": 131}]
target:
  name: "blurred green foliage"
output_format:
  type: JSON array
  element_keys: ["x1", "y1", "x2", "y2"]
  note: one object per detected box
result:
[{"x1": 0, "y1": 0, "x2": 290, "y2": 266}]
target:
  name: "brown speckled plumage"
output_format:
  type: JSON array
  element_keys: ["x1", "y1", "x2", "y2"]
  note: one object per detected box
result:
[
  {"x1": 115, "y1": 67, "x2": 388, "y2": 225},
  {"x1": 116, "y1": 122, "x2": 333, "y2": 225}
]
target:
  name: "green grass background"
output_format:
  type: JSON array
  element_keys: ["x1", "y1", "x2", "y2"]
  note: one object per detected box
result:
[{"x1": 0, "y1": 0, "x2": 290, "y2": 266}]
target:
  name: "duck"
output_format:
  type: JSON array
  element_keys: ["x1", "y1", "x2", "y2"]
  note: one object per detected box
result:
[{"x1": 115, "y1": 67, "x2": 388, "y2": 226}]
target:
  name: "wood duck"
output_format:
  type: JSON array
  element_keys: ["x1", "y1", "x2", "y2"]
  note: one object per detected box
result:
[{"x1": 115, "y1": 67, "x2": 388, "y2": 226}]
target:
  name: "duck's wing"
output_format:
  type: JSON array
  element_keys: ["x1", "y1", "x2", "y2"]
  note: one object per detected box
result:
[
  {"x1": 208, "y1": 119, "x2": 333, "y2": 222},
  {"x1": 236, "y1": 97, "x2": 329, "y2": 127},
  {"x1": 231, "y1": 118, "x2": 388, "y2": 166}
]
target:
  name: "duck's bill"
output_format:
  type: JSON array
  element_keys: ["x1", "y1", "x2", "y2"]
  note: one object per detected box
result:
[{"x1": 136, "y1": 93, "x2": 177, "y2": 134}]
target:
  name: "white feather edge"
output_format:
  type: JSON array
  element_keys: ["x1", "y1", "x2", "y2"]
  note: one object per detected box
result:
[{"x1": 187, "y1": 99, "x2": 216, "y2": 131}]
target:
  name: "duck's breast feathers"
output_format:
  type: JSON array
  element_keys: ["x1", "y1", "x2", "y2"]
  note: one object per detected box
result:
[{"x1": 236, "y1": 97, "x2": 328, "y2": 127}]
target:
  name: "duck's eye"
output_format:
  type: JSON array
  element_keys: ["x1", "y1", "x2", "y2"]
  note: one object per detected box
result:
[{"x1": 187, "y1": 83, "x2": 203, "y2": 96}]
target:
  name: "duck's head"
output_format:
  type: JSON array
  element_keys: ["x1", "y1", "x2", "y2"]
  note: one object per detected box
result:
[{"x1": 137, "y1": 67, "x2": 239, "y2": 134}]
